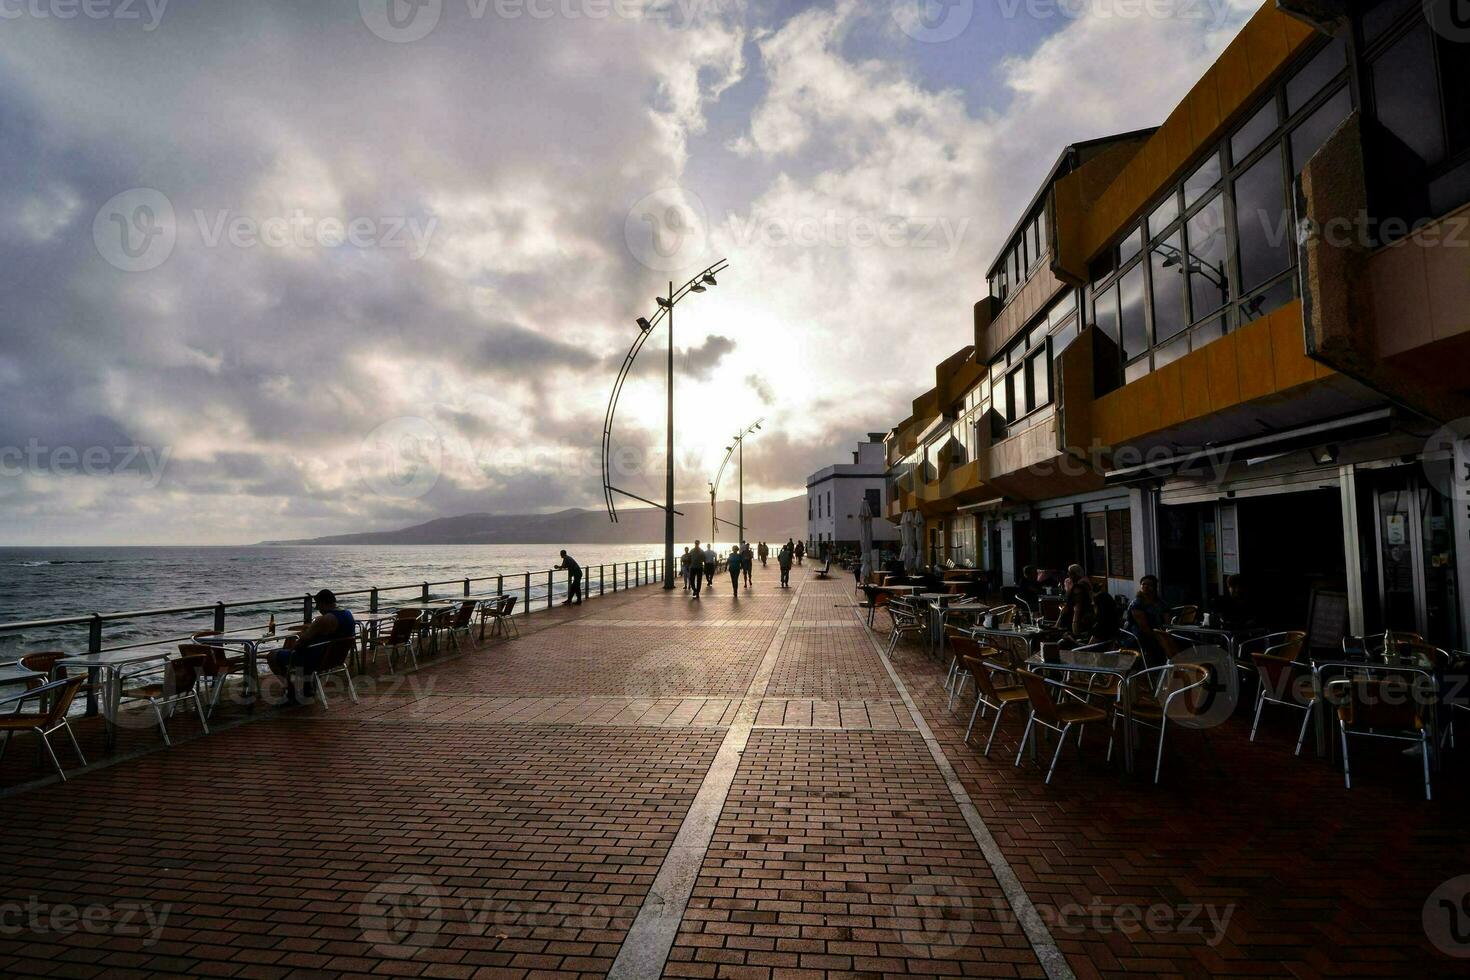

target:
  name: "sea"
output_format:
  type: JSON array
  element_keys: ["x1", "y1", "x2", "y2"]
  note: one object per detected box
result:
[{"x1": 0, "y1": 543, "x2": 699, "y2": 657}]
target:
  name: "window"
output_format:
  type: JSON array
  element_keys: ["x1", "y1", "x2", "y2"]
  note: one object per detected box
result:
[
  {"x1": 1233, "y1": 146, "x2": 1291, "y2": 292},
  {"x1": 1186, "y1": 194, "x2": 1229, "y2": 319},
  {"x1": 1286, "y1": 36, "x2": 1346, "y2": 114},
  {"x1": 1148, "y1": 193, "x2": 1179, "y2": 240},
  {"x1": 1231, "y1": 99, "x2": 1279, "y2": 164},
  {"x1": 1117, "y1": 225, "x2": 1143, "y2": 264},
  {"x1": 1149, "y1": 232, "x2": 1188, "y2": 343},
  {"x1": 1118, "y1": 263, "x2": 1147, "y2": 362},
  {"x1": 1370, "y1": 23, "x2": 1444, "y2": 168},
  {"x1": 1290, "y1": 86, "x2": 1352, "y2": 175},
  {"x1": 1027, "y1": 348, "x2": 1051, "y2": 408},
  {"x1": 865, "y1": 488, "x2": 881, "y2": 516},
  {"x1": 1240, "y1": 275, "x2": 1295, "y2": 323},
  {"x1": 1093, "y1": 282, "x2": 1119, "y2": 342},
  {"x1": 1184, "y1": 153, "x2": 1221, "y2": 208}
]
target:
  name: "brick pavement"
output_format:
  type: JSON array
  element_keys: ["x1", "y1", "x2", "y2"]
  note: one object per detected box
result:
[{"x1": 2, "y1": 564, "x2": 1464, "y2": 978}]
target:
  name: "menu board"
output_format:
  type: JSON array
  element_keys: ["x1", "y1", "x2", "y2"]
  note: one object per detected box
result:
[
  {"x1": 1106, "y1": 509, "x2": 1133, "y2": 579},
  {"x1": 1306, "y1": 589, "x2": 1349, "y2": 653}
]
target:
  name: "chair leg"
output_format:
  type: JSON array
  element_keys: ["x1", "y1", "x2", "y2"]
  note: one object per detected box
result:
[
  {"x1": 316, "y1": 676, "x2": 329, "y2": 709},
  {"x1": 1249, "y1": 690, "x2": 1265, "y2": 741},
  {"x1": 345, "y1": 669, "x2": 359, "y2": 703},
  {"x1": 1294, "y1": 702, "x2": 1314, "y2": 756},
  {"x1": 948, "y1": 672, "x2": 969, "y2": 712},
  {"x1": 152, "y1": 701, "x2": 171, "y2": 746},
  {"x1": 1421, "y1": 731, "x2": 1432, "y2": 801},
  {"x1": 984, "y1": 703, "x2": 1008, "y2": 758},
  {"x1": 193, "y1": 692, "x2": 210, "y2": 735},
  {"x1": 38, "y1": 729, "x2": 66, "y2": 780},
  {"x1": 0, "y1": 729, "x2": 11, "y2": 766},
  {"x1": 63, "y1": 721, "x2": 87, "y2": 768},
  {"x1": 1339, "y1": 722, "x2": 1351, "y2": 789},
  {"x1": 1154, "y1": 719, "x2": 1169, "y2": 784},
  {"x1": 965, "y1": 692, "x2": 984, "y2": 743},
  {"x1": 1106, "y1": 711, "x2": 1117, "y2": 763},
  {"x1": 1015, "y1": 713, "x2": 1035, "y2": 768},
  {"x1": 1045, "y1": 723, "x2": 1072, "y2": 784}
]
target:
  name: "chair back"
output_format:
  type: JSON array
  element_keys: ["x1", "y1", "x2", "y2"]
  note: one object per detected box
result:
[
  {"x1": 1251, "y1": 651, "x2": 1308, "y2": 702},
  {"x1": 387, "y1": 610, "x2": 420, "y2": 644},
  {"x1": 317, "y1": 636, "x2": 354, "y2": 672},
  {"x1": 1016, "y1": 670, "x2": 1064, "y2": 726},
  {"x1": 987, "y1": 604, "x2": 1016, "y2": 629},
  {"x1": 16, "y1": 676, "x2": 88, "y2": 726},
  {"x1": 453, "y1": 600, "x2": 476, "y2": 630},
  {"x1": 19, "y1": 651, "x2": 68, "y2": 686},
  {"x1": 502, "y1": 595, "x2": 518, "y2": 617},
  {"x1": 1171, "y1": 604, "x2": 1200, "y2": 626},
  {"x1": 1328, "y1": 671, "x2": 1432, "y2": 731},
  {"x1": 964, "y1": 656, "x2": 1017, "y2": 701},
  {"x1": 1153, "y1": 662, "x2": 1211, "y2": 717},
  {"x1": 166, "y1": 654, "x2": 208, "y2": 694},
  {"x1": 178, "y1": 642, "x2": 230, "y2": 677}
]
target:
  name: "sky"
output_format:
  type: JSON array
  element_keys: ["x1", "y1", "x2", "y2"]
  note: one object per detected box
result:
[{"x1": 0, "y1": 0, "x2": 1257, "y2": 545}]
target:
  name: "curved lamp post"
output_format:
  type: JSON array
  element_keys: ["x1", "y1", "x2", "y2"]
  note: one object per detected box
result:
[
  {"x1": 602, "y1": 258, "x2": 729, "y2": 589},
  {"x1": 710, "y1": 417, "x2": 763, "y2": 549}
]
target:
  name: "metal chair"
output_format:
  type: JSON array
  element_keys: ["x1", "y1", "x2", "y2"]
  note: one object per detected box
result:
[
  {"x1": 368, "y1": 610, "x2": 421, "y2": 672},
  {"x1": 1014, "y1": 669, "x2": 1110, "y2": 784},
  {"x1": 120, "y1": 653, "x2": 210, "y2": 746},
  {"x1": 494, "y1": 595, "x2": 520, "y2": 638},
  {"x1": 445, "y1": 600, "x2": 477, "y2": 652},
  {"x1": 1170, "y1": 604, "x2": 1200, "y2": 626},
  {"x1": 309, "y1": 636, "x2": 358, "y2": 709},
  {"x1": 0, "y1": 676, "x2": 89, "y2": 780},
  {"x1": 1114, "y1": 662, "x2": 1212, "y2": 784},
  {"x1": 180, "y1": 642, "x2": 246, "y2": 717},
  {"x1": 962, "y1": 653, "x2": 1028, "y2": 756},
  {"x1": 1325, "y1": 669, "x2": 1435, "y2": 800},
  {"x1": 1249, "y1": 641, "x2": 1318, "y2": 755},
  {"x1": 883, "y1": 598, "x2": 925, "y2": 657}
]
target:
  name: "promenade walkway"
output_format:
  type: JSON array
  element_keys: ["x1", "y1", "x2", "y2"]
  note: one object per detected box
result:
[{"x1": 1, "y1": 563, "x2": 1465, "y2": 978}]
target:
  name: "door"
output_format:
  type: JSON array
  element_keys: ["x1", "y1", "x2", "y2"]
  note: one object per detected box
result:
[{"x1": 1370, "y1": 472, "x2": 1462, "y2": 646}]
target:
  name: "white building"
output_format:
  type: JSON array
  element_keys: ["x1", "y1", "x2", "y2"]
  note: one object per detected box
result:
[{"x1": 806, "y1": 435, "x2": 901, "y2": 556}]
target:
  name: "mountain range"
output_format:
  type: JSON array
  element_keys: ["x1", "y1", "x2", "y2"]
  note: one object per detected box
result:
[{"x1": 260, "y1": 494, "x2": 807, "y2": 545}]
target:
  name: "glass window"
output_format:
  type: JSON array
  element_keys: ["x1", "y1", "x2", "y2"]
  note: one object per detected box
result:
[
  {"x1": 1240, "y1": 275, "x2": 1295, "y2": 323},
  {"x1": 1231, "y1": 99, "x2": 1280, "y2": 164},
  {"x1": 1153, "y1": 333, "x2": 1190, "y2": 369},
  {"x1": 1441, "y1": 33, "x2": 1470, "y2": 157},
  {"x1": 1009, "y1": 369, "x2": 1026, "y2": 419},
  {"x1": 1048, "y1": 291, "x2": 1077, "y2": 326},
  {"x1": 1149, "y1": 232, "x2": 1188, "y2": 343},
  {"x1": 1148, "y1": 193, "x2": 1179, "y2": 240},
  {"x1": 1028, "y1": 349, "x2": 1051, "y2": 408},
  {"x1": 1184, "y1": 152, "x2": 1222, "y2": 208},
  {"x1": 1124, "y1": 358, "x2": 1151, "y2": 384},
  {"x1": 1028, "y1": 322, "x2": 1048, "y2": 349},
  {"x1": 1094, "y1": 282, "x2": 1119, "y2": 342},
  {"x1": 1118, "y1": 225, "x2": 1143, "y2": 265},
  {"x1": 1030, "y1": 215, "x2": 1043, "y2": 268},
  {"x1": 1370, "y1": 23, "x2": 1445, "y2": 168},
  {"x1": 1051, "y1": 317, "x2": 1079, "y2": 358},
  {"x1": 1118, "y1": 263, "x2": 1148, "y2": 361},
  {"x1": 1290, "y1": 86, "x2": 1352, "y2": 175},
  {"x1": 1189, "y1": 316, "x2": 1225, "y2": 351},
  {"x1": 1035, "y1": 207, "x2": 1048, "y2": 261},
  {"x1": 1233, "y1": 145, "x2": 1291, "y2": 292},
  {"x1": 1186, "y1": 194, "x2": 1230, "y2": 319},
  {"x1": 1286, "y1": 38, "x2": 1347, "y2": 114},
  {"x1": 1011, "y1": 245, "x2": 1023, "y2": 288},
  {"x1": 994, "y1": 368, "x2": 1011, "y2": 420}
]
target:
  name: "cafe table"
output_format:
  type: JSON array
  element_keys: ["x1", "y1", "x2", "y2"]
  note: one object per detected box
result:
[
  {"x1": 917, "y1": 593, "x2": 962, "y2": 658},
  {"x1": 1025, "y1": 647, "x2": 1142, "y2": 773},
  {"x1": 1306, "y1": 650, "x2": 1439, "y2": 765},
  {"x1": 62, "y1": 648, "x2": 174, "y2": 748},
  {"x1": 395, "y1": 602, "x2": 460, "y2": 654},
  {"x1": 0, "y1": 662, "x2": 44, "y2": 689}
]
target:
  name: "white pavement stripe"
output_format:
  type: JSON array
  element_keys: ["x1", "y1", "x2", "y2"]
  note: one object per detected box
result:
[
  {"x1": 607, "y1": 574, "x2": 806, "y2": 979},
  {"x1": 851, "y1": 604, "x2": 1078, "y2": 980}
]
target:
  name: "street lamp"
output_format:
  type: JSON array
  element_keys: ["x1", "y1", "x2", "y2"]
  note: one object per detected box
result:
[
  {"x1": 602, "y1": 259, "x2": 729, "y2": 590},
  {"x1": 710, "y1": 417, "x2": 763, "y2": 549}
]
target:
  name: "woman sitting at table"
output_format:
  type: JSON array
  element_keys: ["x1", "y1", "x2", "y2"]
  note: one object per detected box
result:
[
  {"x1": 267, "y1": 589, "x2": 355, "y2": 705},
  {"x1": 1126, "y1": 574, "x2": 1178, "y2": 665}
]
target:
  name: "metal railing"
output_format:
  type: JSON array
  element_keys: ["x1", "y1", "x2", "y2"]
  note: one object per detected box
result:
[{"x1": 0, "y1": 556, "x2": 665, "y2": 714}]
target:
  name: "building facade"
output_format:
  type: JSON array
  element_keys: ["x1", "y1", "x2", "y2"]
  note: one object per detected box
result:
[
  {"x1": 807, "y1": 435, "x2": 900, "y2": 556},
  {"x1": 883, "y1": 0, "x2": 1470, "y2": 649}
]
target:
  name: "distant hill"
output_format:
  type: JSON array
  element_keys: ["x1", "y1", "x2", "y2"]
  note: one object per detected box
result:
[{"x1": 260, "y1": 494, "x2": 806, "y2": 546}]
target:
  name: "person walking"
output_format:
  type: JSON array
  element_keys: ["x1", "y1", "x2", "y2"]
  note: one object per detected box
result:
[
  {"x1": 741, "y1": 541, "x2": 754, "y2": 587},
  {"x1": 727, "y1": 545, "x2": 743, "y2": 597},
  {"x1": 704, "y1": 543, "x2": 717, "y2": 593},
  {"x1": 680, "y1": 547, "x2": 691, "y2": 591},
  {"x1": 555, "y1": 550, "x2": 582, "y2": 605},
  {"x1": 794, "y1": 540, "x2": 805, "y2": 565},
  {"x1": 777, "y1": 541, "x2": 793, "y2": 588},
  {"x1": 688, "y1": 540, "x2": 705, "y2": 598},
  {"x1": 758, "y1": 541, "x2": 769, "y2": 567}
]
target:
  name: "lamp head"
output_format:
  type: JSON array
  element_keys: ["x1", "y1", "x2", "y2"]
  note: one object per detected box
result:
[
  {"x1": 636, "y1": 316, "x2": 653, "y2": 332},
  {"x1": 689, "y1": 282, "x2": 706, "y2": 293},
  {"x1": 656, "y1": 296, "x2": 672, "y2": 309},
  {"x1": 702, "y1": 273, "x2": 717, "y2": 286}
]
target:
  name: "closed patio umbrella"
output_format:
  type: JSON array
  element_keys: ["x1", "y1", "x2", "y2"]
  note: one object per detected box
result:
[{"x1": 858, "y1": 496, "x2": 875, "y2": 583}]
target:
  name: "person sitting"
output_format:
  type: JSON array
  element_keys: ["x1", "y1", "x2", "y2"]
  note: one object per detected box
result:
[
  {"x1": 267, "y1": 589, "x2": 355, "y2": 705},
  {"x1": 1058, "y1": 564, "x2": 1096, "y2": 641},
  {"x1": 1127, "y1": 574, "x2": 1178, "y2": 664},
  {"x1": 1211, "y1": 574, "x2": 1255, "y2": 629},
  {"x1": 1089, "y1": 590, "x2": 1122, "y2": 644}
]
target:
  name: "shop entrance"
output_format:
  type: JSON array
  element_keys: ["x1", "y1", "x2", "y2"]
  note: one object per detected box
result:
[{"x1": 1364, "y1": 468, "x2": 1461, "y2": 647}]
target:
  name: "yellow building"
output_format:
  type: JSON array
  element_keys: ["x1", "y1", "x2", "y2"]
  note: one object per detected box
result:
[{"x1": 884, "y1": 0, "x2": 1470, "y2": 649}]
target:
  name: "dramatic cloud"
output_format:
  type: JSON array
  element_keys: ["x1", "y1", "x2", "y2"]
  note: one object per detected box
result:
[{"x1": 0, "y1": 0, "x2": 1254, "y2": 543}]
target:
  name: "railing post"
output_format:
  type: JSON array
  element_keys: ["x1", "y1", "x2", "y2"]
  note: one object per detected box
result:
[
  {"x1": 547, "y1": 569, "x2": 554, "y2": 610},
  {"x1": 464, "y1": 577, "x2": 471, "y2": 597},
  {"x1": 599, "y1": 565, "x2": 605, "y2": 596},
  {"x1": 303, "y1": 593, "x2": 313, "y2": 624},
  {"x1": 496, "y1": 573, "x2": 503, "y2": 598},
  {"x1": 422, "y1": 581, "x2": 430, "y2": 603},
  {"x1": 370, "y1": 587, "x2": 379, "y2": 613},
  {"x1": 85, "y1": 614, "x2": 102, "y2": 716},
  {"x1": 213, "y1": 601, "x2": 226, "y2": 635},
  {"x1": 524, "y1": 572, "x2": 530, "y2": 613}
]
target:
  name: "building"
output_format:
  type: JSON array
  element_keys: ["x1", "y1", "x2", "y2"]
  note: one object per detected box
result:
[
  {"x1": 807, "y1": 435, "x2": 900, "y2": 556},
  {"x1": 883, "y1": 0, "x2": 1469, "y2": 649}
]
